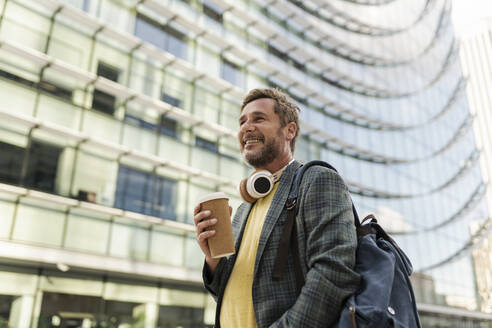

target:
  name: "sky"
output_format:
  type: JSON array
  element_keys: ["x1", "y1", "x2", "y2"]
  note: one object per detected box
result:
[{"x1": 451, "y1": 0, "x2": 492, "y2": 36}]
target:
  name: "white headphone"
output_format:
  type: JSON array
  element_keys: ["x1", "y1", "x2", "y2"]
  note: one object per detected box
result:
[
  {"x1": 239, "y1": 170, "x2": 275, "y2": 203},
  {"x1": 238, "y1": 164, "x2": 290, "y2": 203}
]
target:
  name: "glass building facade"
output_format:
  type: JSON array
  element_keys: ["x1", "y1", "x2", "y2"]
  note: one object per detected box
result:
[
  {"x1": 0, "y1": 0, "x2": 490, "y2": 326},
  {"x1": 459, "y1": 23, "x2": 492, "y2": 234},
  {"x1": 459, "y1": 22, "x2": 492, "y2": 323}
]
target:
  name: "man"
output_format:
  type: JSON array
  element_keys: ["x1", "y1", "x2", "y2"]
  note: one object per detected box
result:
[{"x1": 194, "y1": 88, "x2": 360, "y2": 327}]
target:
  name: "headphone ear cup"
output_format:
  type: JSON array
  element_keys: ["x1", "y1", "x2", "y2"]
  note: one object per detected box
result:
[
  {"x1": 239, "y1": 170, "x2": 274, "y2": 203},
  {"x1": 239, "y1": 178, "x2": 257, "y2": 203}
]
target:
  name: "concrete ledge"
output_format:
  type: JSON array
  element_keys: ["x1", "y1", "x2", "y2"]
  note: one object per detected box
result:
[
  {"x1": 0, "y1": 240, "x2": 202, "y2": 285},
  {"x1": 418, "y1": 302, "x2": 492, "y2": 321}
]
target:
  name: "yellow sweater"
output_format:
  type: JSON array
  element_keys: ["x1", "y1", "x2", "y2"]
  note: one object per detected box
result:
[{"x1": 220, "y1": 182, "x2": 280, "y2": 328}]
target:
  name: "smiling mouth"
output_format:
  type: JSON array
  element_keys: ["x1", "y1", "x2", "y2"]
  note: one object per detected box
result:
[
  {"x1": 242, "y1": 136, "x2": 264, "y2": 148},
  {"x1": 242, "y1": 133, "x2": 265, "y2": 149},
  {"x1": 244, "y1": 139, "x2": 261, "y2": 146}
]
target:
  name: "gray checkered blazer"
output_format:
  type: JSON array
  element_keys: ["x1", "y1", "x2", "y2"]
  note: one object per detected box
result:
[{"x1": 204, "y1": 160, "x2": 360, "y2": 327}]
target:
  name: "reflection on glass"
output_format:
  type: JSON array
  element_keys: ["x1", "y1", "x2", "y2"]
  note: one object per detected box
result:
[
  {"x1": 203, "y1": 1, "x2": 223, "y2": 23},
  {"x1": 114, "y1": 166, "x2": 177, "y2": 220},
  {"x1": 0, "y1": 295, "x2": 12, "y2": 327},
  {"x1": 134, "y1": 15, "x2": 188, "y2": 60},
  {"x1": 38, "y1": 292, "x2": 143, "y2": 328},
  {"x1": 0, "y1": 140, "x2": 62, "y2": 194},
  {"x1": 158, "y1": 305, "x2": 206, "y2": 328},
  {"x1": 92, "y1": 63, "x2": 120, "y2": 116},
  {"x1": 222, "y1": 60, "x2": 242, "y2": 87},
  {"x1": 0, "y1": 141, "x2": 24, "y2": 186}
]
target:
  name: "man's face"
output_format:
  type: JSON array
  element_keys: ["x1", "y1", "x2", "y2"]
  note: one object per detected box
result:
[{"x1": 238, "y1": 98, "x2": 290, "y2": 168}]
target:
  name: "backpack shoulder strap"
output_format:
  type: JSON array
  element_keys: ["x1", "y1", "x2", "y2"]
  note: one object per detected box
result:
[
  {"x1": 288, "y1": 160, "x2": 361, "y2": 226},
  {"x1": 272, "y1": 160, "x2": 360, "y2": 295},
  {"x1": 287, "y1": 160, "x2": 337, "y2": 202}
]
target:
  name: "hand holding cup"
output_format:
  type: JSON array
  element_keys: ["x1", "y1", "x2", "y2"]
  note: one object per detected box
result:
[{"x1": 194, "y1": 192, "x2": 235, "y2": 261}]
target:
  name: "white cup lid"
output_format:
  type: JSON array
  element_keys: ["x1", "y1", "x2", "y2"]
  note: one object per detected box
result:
[{"x1": 197, "y1": 192, "x2": 229, "y2": 205}]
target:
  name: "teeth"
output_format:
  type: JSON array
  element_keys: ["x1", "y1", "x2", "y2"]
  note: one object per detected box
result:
[{"x1": 245, "y1": 139, "x2": 259, "y2": 145}]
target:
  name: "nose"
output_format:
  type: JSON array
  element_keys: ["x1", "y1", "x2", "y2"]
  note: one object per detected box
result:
[{"x1": 240, "y1": 119, "x2": 255, "y2": 133}]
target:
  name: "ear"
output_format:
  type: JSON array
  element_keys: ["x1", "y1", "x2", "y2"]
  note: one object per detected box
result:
[{"x1": 285, "y1": 122, "x2": 297, "y2": 141}]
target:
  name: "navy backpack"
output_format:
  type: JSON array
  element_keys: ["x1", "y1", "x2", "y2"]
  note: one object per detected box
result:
[{"x1": 273, "y1": 161, "x2": 422, "y2": 328}]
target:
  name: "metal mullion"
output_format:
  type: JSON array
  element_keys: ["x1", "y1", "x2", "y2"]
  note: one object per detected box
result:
[
  {"x1": 180, "y1": 29, "x2": 205, "y2": 223},
  {"x1": 156, "y1": 281, "x2": 162, "y2": 316},
  {"x1": 118, "y1": 93, "x2": 137, "y2": 147},
  {"x1": 146, "y1": 223, "x2": 153, "y2": 262},
  {"x1": 19, "y1": 124, "x2": 39, "y2": 188},
  {"x1": 78, "y1": 26, "x2": 105, "y2": 132},
  {"x1": 8, "y1": 194, "x2": 24, "y2": 240},
  {"x1": 105, "y1": 215, "x2": 116, "y2": 256},
  {"x1": 67, "y1": 138, "x2": 89, "y2": 199},
  {"x1": 0, "y1": 0, "x2": 10, "y2": 33},
  {"x1": 161, "y1": 14, "x2": 178, "y2": 54},
  {"x1": 244, "y1": 17, "x2": 257, "y2": 45},
  {"x1": 60, "y1": 204, "x2": 75, "y2": 248},
  {"x1": 31, "y1": 6, "x2": 62, "y2": 117},
  {"x1": 149, "y1": 166, "x2": 162, "y2": 261},
  {"x1": 32, "y1": 62, "x2": 52, "y2": 118},
  {"x1": 29, "y1": 268, "x2": 43, "y2": 328},
  {"x1": 184, "y1": 74, "x2": 200, "y2": 222},
  {"x1": 99, "y1": 274, "x2": 108, "y2": 323},
  {"x1": 119, "y1": 43, "x2": 141, "y2": 147},
  {"x1": 43, "y1": 6, "x2": 63, "y2": 55},
  {"x1": 155, "y1": 58, "x2": 177, "y2": 158},
  {"x1": 151, "y1": 165, "x2": 161, "y2": 218},
  {"x1": 115, "y1": 153, "x2": 128, "y2": 211},
  {"x1": 215, "y1": 91, "x2": 225, "y2": 192},
  {"x1": 190, "y1": 20, "x2": 200, "y2": 69},
  {"x1": 181, "y1": 229, "x2": 187, "y2": 269},
  {"x1": 141, "y1": 167, "x2": 152, "y2": 216}
]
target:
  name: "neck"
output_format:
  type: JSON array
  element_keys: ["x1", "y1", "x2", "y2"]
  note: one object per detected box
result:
[{"x1": 256, "y1": 154, "x2": 293, "y2": 173}]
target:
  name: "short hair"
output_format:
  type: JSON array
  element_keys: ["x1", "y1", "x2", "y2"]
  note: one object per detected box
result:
[{"x1": 240, "y1": 88, "x2": 301, "y2": 152}]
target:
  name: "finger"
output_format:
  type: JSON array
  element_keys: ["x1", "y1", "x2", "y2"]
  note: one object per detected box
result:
[
  {"x1": 193, "y1": 210, "x2": 211, "y2": 226},
  {"x1": 194, "y1": 204, "x2": 201, "y2": 215},
  {"x1": 196, "y1": 218, "x2": 217, "y2": 234},
  {"x1": 198, "y1": 230, "x2": 216, "y2": 242}
]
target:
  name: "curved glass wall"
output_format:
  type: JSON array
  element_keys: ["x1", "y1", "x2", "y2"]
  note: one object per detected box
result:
[{"x1": 0, "y1": 0, "x2": 489, "y2": 326}]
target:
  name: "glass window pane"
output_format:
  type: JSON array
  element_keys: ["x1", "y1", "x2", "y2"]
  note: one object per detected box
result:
[
  {"x1": 0, "y1": 141, "x2": 24, "y2": 185},
  {"x1": 222, "y1": 60, "x2": 242, "y2": 87},
  {"x1": 115, "y1": 166, "x2": 177, "y2": 220},
  {"x1": 25, "y1": 140, "x2": 62, "y2": 193},
  {"x1": 134, "y1": 15, "x2": 165, "y2": 49},
  {"x1": 115, "y1": 166, "x2": 148, "y2": 214},
  {"x1": 164, "y1": 25, "x2": 188, "y2": 60},
  {"x1": 153, "y1": 176, "x2": 177, "y2": 220}
]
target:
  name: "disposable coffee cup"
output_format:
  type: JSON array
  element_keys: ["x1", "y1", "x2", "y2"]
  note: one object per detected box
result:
[{"x1": 197, "y1": 192, "x2": 235, "y2": 258}]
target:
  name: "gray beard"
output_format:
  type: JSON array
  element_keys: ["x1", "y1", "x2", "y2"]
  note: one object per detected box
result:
[{"x1": 244, "y1": 138, "x2": 279, "y2": 168}]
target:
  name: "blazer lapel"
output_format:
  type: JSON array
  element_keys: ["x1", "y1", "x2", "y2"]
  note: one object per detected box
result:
[
  {"x1": 233, "y1": 202, "x2": 253, "y2": 251},
  {"x1": 253, "y1": 160, "x2": 302, "y2": 277}
]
